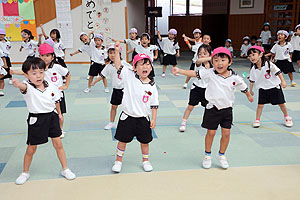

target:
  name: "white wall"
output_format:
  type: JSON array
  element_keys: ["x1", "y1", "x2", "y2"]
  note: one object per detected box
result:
[
  {"x1": 126, "y1": 0, "x2": 145, "y2": 34},
  {"x1": 230, "y1": 0, "x2": 264, "y2": 15},
  {"x1": 9, "y1": 1, "x2": 127, "y2": 63}
]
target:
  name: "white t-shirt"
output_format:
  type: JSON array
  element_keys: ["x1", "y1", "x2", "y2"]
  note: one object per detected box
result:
[
  {"x1": 78, "y1": 43, "x2": 92, "y2": 58},
  {"x1": 100, "y1": 60, "x2": 129, "y2": 89},
  {"x1": 197, "y1": 68, "x2": 248, "y2": 110},
  {"x1": 53, "y1": 40, "x2": 65, "y2": 58},
  {"x1": 271, "y1": 42, "x2": 293, "y2": 61},
  {"x1": 240, "y1": 44, "x2": 252, "y2": 56},
  {"x1": 21, "y1": 40, "x2": 38, "y2": 57},
  {"x1": 0, "y1": 50, "x2": 7, "y2": 75},
  {"x1": 192, "y1": 62, "x2": 212, "y2": 89},
  {"x1": 225, "y1": 46, "x2": 233, "y2": 53},
  {"x1": 0, "y1": 40, "x2": 11, "y2": 56},
  {"x1": 135, "y1": 45, "x2": 158, "y2": 61},
  {"x1": 89, "y1": 40, "x2": 107, "y2": 64},
  {"x1": 290, "y1": 34, "x2": 300, "y2": 51},
  {"x1": 191, "y1": 44, "x2": 201, "y2": 63},
  {"x1": 22, "y1": 80, "x2": 61, "y2": 114},
  {"x1": 124, "y1": 38, "x2": 141, "y2": 50},
  {"x1": 159, "y1": 37, "x2": 180, "y2": 55},
  {"x1": 249, "y1": 61, "x2": 281, "y2": 90},
  {"x1": 118, "y1": 64, "x2": 159, "y2": 117},
  {"x1": 195, "y1": 39, "x2": 203, "y2": 45},
  {"x1": 260, "y1": 31, "x2": 272, "y2": 45}
]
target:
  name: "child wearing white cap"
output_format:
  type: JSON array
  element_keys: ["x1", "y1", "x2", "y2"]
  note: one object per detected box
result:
[
  {"x1": 291, "y1": 24, "x2": 300, "y2": 72},
  {"x1": 240, "y1": 36, "x2": 251, "y2": 58},
  {"x1": 260, "y1": 22, "x2": 272, "y2": 52}
]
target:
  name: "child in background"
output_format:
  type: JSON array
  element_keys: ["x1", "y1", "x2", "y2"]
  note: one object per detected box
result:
[
  {"x1": 111, "y1": 43, "x2": 159, "y2": 173},
  {"x1": 202, "y1": 34, "x2": 211, "y2": 45},
  {"x1": 179, "y1": 44, "x2": 212, "y2": 132},
  {"x1": 0, "y1": 29, "x2": 12, "y2": 85},
  {"x1": 270, "y1": 30, "x2": 296, "y2": 86},
  {"x1": 131, "y1": 33, "x2": 158, "y2": 78},
  {"x1": 0, "y1": 48, "x2": 8, "y2": 96},
  {"x1": 113, "y1": 28, "x2": 140, "y2": 62},
  {"x1": 182, "y1": 29, "x2": 203, "y2": 88},
  {"x1": 157, "y1": 29, "x2": 180, "y2": 77},
  {"x1": 250, "y1": 35, "x2": 257, "y2": 46},
  {"x1": 291, "y1": 24, "x2": 300, "y2": 72},
  {"x1": 225, "y1": 39, "x2": 233, "y2": 58},
  {"x1": 240, "y1": 36, "x2": 251, "y2": 58},
  {"x1": 19, "y1": 29, "x2": 40, "y2": 60},
  {"x1": 182, "y1": 28, "x2": 202, "y2": 45},
  {"x1": 256, "y1": 38, "x2": 264, "y2": 50},
  {"x1": 248, "y1": 46, "x2": 293, "y2": 128},
  {"x1": 260, "y1": 22, "x2": 272, "y2": 52},
  {"x1": 91, "y1": 44, "x2": 127, "y2": 130},
  {"x1": 13, "y1": 57, "x2": 75, "y2": 185},
  {"x1": 84, "y1": 31, "x2": 108, "y2": 93},
  {"x1": 173, "y1": 47, "x2": 253, "y2": 169},
  {"x1": 40, "y1": 24, "x2": 67, "y2": 68}
]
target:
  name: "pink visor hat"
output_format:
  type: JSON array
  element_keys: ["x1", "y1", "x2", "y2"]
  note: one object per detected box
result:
[
  {"x1": 38, "y1": 43, "x2": 54, "y2": 55},
  {"x1": 0, "y1": 29, "x2": 6, "y2": 35},
  {"x1": 133, "y1": 53, "x2": 152, "y2": 66},
  {"x1": 247, "y1": 45, "x2": 265, "y2": 53},
  {"x1": 211, "y1": 47, "x2": 232, "y2": 59},
  {"x1": 107, "y1": 43, "x2": 122, "y2": 52}
]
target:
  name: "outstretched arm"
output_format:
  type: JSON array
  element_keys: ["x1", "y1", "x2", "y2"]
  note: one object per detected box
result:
[
  {"x1": 39, "y1": 24, "x2": 48, "y2": 39},
  {"x1": 12, "y1": 78, "x2": 27, "y2": 92},
  {"x1": 114, "y1": 42, "x2": 121, "y2": 70},
  {"x1": 172, "y1": 66, "x2": 196, "y2": 77},
  {"x1": 157, "y1": 30, "x2": 162, "y2": 41}
]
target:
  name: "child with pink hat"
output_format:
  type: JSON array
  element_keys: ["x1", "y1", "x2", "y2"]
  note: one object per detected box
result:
[
  {"x1": 172, "y1": 47, "x2": 253, "y2": 169},
  {"x1": 0, "y1": 28, "x2": 11, "y2": 96},
  {"x1": 111, "y1": 42, "x2": 159, "y2": 173},
  {"x1": 157, "y1": 28, "x2": 180, "y2": 77}
]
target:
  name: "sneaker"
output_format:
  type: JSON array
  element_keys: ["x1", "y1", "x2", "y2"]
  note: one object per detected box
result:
[
  {"x1": 60, "y1": 132, "x2": 65, "y2": 138},
  {"x1": 112, "y1": 161, "x2": 122, "y2": 173},
  {"x1": 104, "y1": 122, "x2": 116, "y2": 130},
  {"x1": 8, "y1": 79, "x2": 13, "y2": 85},
  {"x1": 202, "y1": 155, "x2": 212, "y2": 169},
  {"x1": 83, "y1": 88, "x2": 90, "y2": 93},
  {"x1": 142, "y1": 161, "x2": 153, "y2": 172},
  {"x1": 183, "y1": 83, "x2": 187, "y2": 89},
  {"x1": 104, "y1": 88, "x2": 109, "y2": 93},
  {"x1": 0, "y1": 90, "x2": 4, "y2": 96},
  {"x1": 161, "y1": 73, "x2": 166, "y2": 78},
  {"x1": 252, "y1": 120, "x2": 260, "y2": 128},
  {"x1": 179, "y1": 124, "x2": 186, "y2": 132},
  {"x1": 285, "y1": 116, "x2": 293, "y2": 127},
  {"x1": 16, "y1": 172, "x2": 30, "y2": 185},
  {"x1": 61, "y1": 168, "x2": 76, "y2": 180},
  {"x1": 291, "y1": 81, "x2": 296, "y2": 87},
  {"x1": 86, "y1": 76, "x2": 90, "y2": 80},
  {"x1": 216, "y1": 154, "x2": 229, "y2": 169}
]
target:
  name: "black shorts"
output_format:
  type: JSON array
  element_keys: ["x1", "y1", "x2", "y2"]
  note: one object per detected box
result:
[
  {"x1": 292, "y1": 50, "x2": 300, "y2": 62},
  {"x1": 131, "y1": 51, "x2": 138, "y2": 61},
  {"x1": 57, "y1": 57, "x2": 67, "y2": 68},
  {"x1": 0, "y1": 57, "x2": 12, "y2": 80},
  {"x1": 60, "y1": 91, "x2": 67, "y2": 114},
  {"x1": 258, "y1": 86, "x2": 286, "y2": 105},
  {"x1": 115, "y1": 112, "x2": 153, "y2": 144},
  {"x1": 88, "y1": 62, "x2": 105, "y2": 76},
  {"x1": 202, "y1": 106, "x2": 233, "y2": 130},
  {"x1": 188, "y1": 85, "x2": 208, "y2": 107},
  {"x1": 189, "y1": 62, "x2": 196, "y2": 70},
  {"x1": 26, "y1": 111, "x2": 61, "y2": 145},
  {"x1": 275, "y1": 60, "x2": 295, "y2": 74},
  {"x1": 162, "y1": 54, "x2": 177, "y2": 65},
  {"x1": 110, "y1": 88, "x2": 124, "y2": 105}
]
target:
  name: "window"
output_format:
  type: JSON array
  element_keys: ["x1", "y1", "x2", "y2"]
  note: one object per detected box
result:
[
  {"x1": 189, "y1": 0, "x2": 203, "y2": 15},
  {"x1": 170, "y1": 0, "x2": 203, "y2": 15},
  {"x1": 172, "y1": 0, "x2": 186, "y2": 15}
]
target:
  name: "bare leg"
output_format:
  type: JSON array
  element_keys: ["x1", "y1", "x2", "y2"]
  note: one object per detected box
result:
[
  {"x1": 110, "y1": 105, "x2": 118, "y2": 122},
  {"x1": 23, "y1": 145, "x2": 37, "y2": 172},
  {"x1": 279, "y1": 104, "x2": 288, "y2": 116},
  {"x1": 182, "y1": 105, "x2": 194, "y2": 121},
  {"x1": 297, "y1": 61, "x2": 300, "y2": 71},
  {"x1": 185, "y1": 76, "x2": 192, "y2": 84},
  {"x1": 0, "y1": 80, "x2": 4, "y2": 90},
  {"x1": 141, "y1": 143, "x2": 149, "y2": 162},
  {"x1": 219, "y1": 128, "x2": 231, "y2": 154},
  {"x1": 51, "y1": 137, "x2": 67, "y2": 169},
  {"x1": 205, "y1": 129, "x2": 217, "y2": 153},
  {"x1": 288, "y1": 72, "x2": 293, "y2": 82},
  {"x1": 59, "y1": 114, "x2": 64, "y2": 130},
  {"x1": 163, "y1": 65, "x2": 167, "y2": 73},
  {"x1": 103, "y1": 77, "x2": 108, "y2": 88},
  {"x1": 256, "y1": 104, "x2": 264, "y2": 120},
  {"x1": 88, "y1": 76, "x2": 94, "y2": 88},
  {"x1": 116, "y1": 142, "x2": 126, "y2": 162}
]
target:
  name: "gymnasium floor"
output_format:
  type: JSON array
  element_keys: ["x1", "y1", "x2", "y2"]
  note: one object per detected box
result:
[{"x1": 0, "y1": 57, "x2": 300, "y2": 199}]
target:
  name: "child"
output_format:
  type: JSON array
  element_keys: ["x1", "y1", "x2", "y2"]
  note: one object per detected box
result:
[
  {"x1": 202, "y1": 34, "x2": 211, "y2": 45},
  {"x1": 172, "y1": 47, "x2": 253, "y2": 169},
  {"x1": 240, "y1": 36, "x2": 251, "y2": 58},
  {"x1": 157, "y1": 29, "x2": 180, "y2": 77},
  {"x1": 0, "y1": 29, "x2": 12, "y2": 85},
  {"x1": 0, "y1": 48, "x2": 8, "y2": 96},
  {"x1": 250, "y1": 35, "x2": 257, "y2": 46},
  {"x1": 111, "y1": 42, "x2": 159, "y2": 173},
  {"x1": 270, "y1": 30, "x2": 296, "y2": 86},
  {"x1": 179, "y1": 44, "x2": 212, "y2": 132},
  {"x1": 182, "y1": 28, "x2": 202, "y2": 45},
  {"x1": 181, "y1": 33, "x2": 203, "y2": 89},
  {"x1": 132, "y1": 33, "x2": 158, "y2": 78},
  {"x1": 12, "y1": 57, "x2": 75, "y2": 185},
  {"x1": 225, "y1": 39, "x2": 233, "y2": 58},
  {"x1": 19, "y1": 29, "x2": 40, "y2": 60},
  {"x1": 113, "y1": 28, "x2": 140, "y2": 62},
  {"x1": 260, "y1": 22, "x2": 272, "y2": 52},
  {"x1": 248, "y1": 46, "x2": 293, "y2": 128},
  {"x1": 84, "y1": 31, "x2": 108, "y2": 93},
  {"x1": 256, "y1": 38, "x2": 264, "y2": 50},
  {"x1": 291, "y1": 24, "x2": 300, "y2": 72},
  {"x1": 40, "y1": 24, "x2": 67, "y2": 68}
]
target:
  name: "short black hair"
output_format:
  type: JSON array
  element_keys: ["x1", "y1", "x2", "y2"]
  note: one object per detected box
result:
[
  {"x1": 21, "y1": 29, "x2": 34, "y2": 40},
  {"x1": 22, "y1": 57, "x2": 46, "y2": 74},
  {"x1": 197, "y1": 44, "x2": 212, "y2": 55},
  {"x1": 134, "y1": 58, "x2": 152, "y2": 68},
  {"x1": 212, "y1": 53, "x2": 231, "y2": 63},
  {"x1": 50, "y1": 29, "x2": 61, "y2": 41},
  {"x1": 106, "y1": 48, "x2": 122, "y2": 62}
]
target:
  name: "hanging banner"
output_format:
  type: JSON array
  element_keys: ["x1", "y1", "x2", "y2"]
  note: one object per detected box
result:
[
  {"x1": 55, "y1": 0, "x2": 73, "y2": 48},
  {"x1": 0, "y1": 0, "x2": 37, "y2": 41},
  {"x1": 82, "y1": 0, "x2": 112, "y2": 46}
]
